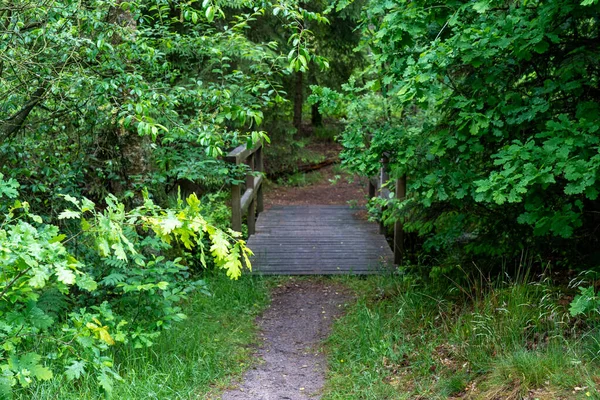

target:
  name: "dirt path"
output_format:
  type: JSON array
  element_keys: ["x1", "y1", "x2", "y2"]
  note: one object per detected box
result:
[
  {"x1": 264, "y1": 164, "x2": 369, "y2": 208},
  {"x1": 219, "y1": 280, "x2": 351, "y2": 400}
]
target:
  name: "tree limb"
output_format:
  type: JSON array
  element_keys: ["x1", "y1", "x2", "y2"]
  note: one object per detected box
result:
[{"x1": 1, "y1": 86, "x2": 46, "y2": 138}]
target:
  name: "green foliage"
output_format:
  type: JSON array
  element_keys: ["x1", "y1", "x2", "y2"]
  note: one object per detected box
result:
[
  {"x1": 14, "y1": 274, "x2": 270, "y2": 399},
  {"x1": 308, "y1": 85, "x2": 347, "y2": 118},
  {"x1": 570, "y1": 287, "x2": 600, "y2": 317},
  {"x1": 0, "y1": 175, "x2": 251, "y2": 397},
  {"x1": 1, "y1": 0, "x2": 327, "y2": 211},
  {"x1": 314, "y1": 0, "x2": 600, "y2": 270}
]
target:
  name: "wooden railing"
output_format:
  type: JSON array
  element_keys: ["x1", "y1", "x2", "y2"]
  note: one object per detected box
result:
[
  {"x1": 225, "y1": 141, "x2": 264, "y2": 235},
  {"x1": 368, "y1": 156, "x2": 406, "y2": 265}
]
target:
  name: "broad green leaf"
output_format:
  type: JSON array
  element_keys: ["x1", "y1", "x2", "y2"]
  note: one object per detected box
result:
[
  {"x1": 65, "y1": 361, "x2": 86, "y2": 381},
  {"x1": 29, "y1": 364, "x2": 53, "y2": 381},
  {"x1": 56, "y1": 267, "x2": 76, "y2": 285},
  {"x1": 206, "y1": 6, "x2": 215, "y2": 22},
  {"x1": 76, "y1": 275, "x2": 98, "y2": 292},
  {"x1": 58, "y1": 210, "x2": 81, "y2": 220}
]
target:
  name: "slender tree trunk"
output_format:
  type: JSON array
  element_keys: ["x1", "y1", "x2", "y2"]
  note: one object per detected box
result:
[
  {"x1": 308, "y1": 63, "x2": 322, "y2": 128},
  {"x1": 109, "y1": 2, "x2": 152, "y2": 192},
  {"x1": 293, "y1": 71, "x2": 303, "y2": 131}
]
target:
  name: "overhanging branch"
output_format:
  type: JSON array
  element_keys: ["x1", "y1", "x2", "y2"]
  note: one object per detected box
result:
[{"x1": 1, "y1": 86, "x2": 46, "y2": 138}]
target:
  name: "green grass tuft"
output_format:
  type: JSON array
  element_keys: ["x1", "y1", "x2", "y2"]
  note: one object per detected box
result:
[{"x1": 277, "y1": 171, "x2": 324, "y2": 187}]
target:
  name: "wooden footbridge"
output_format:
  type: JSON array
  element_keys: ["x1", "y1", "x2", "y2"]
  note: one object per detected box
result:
[{"x1": 226, "y1": 142, "x2": 402, "y2": 275}]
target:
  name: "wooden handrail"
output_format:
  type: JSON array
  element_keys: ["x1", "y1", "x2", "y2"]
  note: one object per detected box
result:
[
  {"x1": 368, "y1": 157, "x2": 406, "y2": 265},
  {"x1": 226, "y1": 141, "x2": 264, "y2": 235}
]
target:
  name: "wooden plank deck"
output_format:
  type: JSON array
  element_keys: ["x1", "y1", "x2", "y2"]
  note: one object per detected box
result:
[{"x1": 246, "y1": 205, "x2": 394, "y2": 275}]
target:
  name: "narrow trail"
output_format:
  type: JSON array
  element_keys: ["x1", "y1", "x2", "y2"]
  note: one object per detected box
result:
[
  {"x1": 219, "y1": 157, "x2": 360, "y2": 400},
  {"x1": 220, "y1": 280, "x2": 351, "y2": 400}
]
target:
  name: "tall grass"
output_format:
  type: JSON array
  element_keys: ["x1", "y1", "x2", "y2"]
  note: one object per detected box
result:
[
  {"x1": 16, "y1": 273, "x2": 270, "y2": 399},
  {"x1": 324, "y1": 272, "x2": 599, "y2": 399}
]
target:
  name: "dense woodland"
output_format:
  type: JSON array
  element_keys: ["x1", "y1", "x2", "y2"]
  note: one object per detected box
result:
[{"x1": 1, "y1": 0, "x2": 600, "y2": 398}]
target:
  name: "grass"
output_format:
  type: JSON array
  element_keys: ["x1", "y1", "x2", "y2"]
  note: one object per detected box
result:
[
  {"x1": 16, "y1": 271, "x2": 600, "y2": 399},
  {"x1": 323, "y1": 273, "x2": 600, "y2": 399},
  {"x1": 277, "y1": 171, "x2": 323, "y2": 187},
  {"x1": 17, "y1": 273, "x2": 270, "y2": 400}
]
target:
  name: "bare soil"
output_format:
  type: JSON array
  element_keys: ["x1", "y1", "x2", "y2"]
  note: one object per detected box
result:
[
  {"x1": 219, "y1": 280, "x2": 352, "y2": 400},
  {"x1": 264, "y1": 164, "x2": 369, "y2": 209}
]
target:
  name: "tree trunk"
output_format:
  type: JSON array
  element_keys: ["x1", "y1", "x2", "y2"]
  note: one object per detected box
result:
[
  {"x1": 311, "y1": 103, "x2": 322, "y2": 127},
  {"x1": 293, "y1": 71, "x2": 303, "y2": 131},
  {"x1": 109, "y1": 2, "x2": 152, "y2": 193}
]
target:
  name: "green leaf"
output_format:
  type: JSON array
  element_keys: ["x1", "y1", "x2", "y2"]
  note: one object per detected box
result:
[
  {"x1": 58, "y1": 210, "x2": 81, "y2": 220},
  {"x1": 98, "y1": 372, "x2": 113, "y2": 393},
  {"x1": 570, "y1": 287, "x2": 597, "y2": 316},
  {"x1": 206, "y1": 6, "x2": 215, "y2": 22},
  {"x1": 533, "y1": 40, "x2": 549, "y2": 54},
  {"x1": 159, "y1": 212, "x2": 183, "y2": 234},
  {"x1": 80, "y1": 197, "x2": 95, "y2": 212},
  {"x1": 0, "y1": 174, "x2": 20, "y2": 199},
  {"x1": 76, "y1": 275, "x2": 98, "y2": 292},
  {"x1": 63, "y1": 195, "x2": 79, "y2": 206},
  {"x1": 472, "y1": 1, "x2": 491, "y2": 13},
  {"x1": 156, "y1": 281, "x2": 169, "y2": 290},
  {"x1": 49, "y1": 234, "x2": 66, "y2": 244},
  {"x1": 65, "y1": 360, "x2": 86, "y2": 381},
  {"x1": 298, "y1": 54, "x2": 308, "y2": 69},
  {"x1": 0, "y1": 377, "x2": 12, "y2": 400},
  {"x1": 111, "y1": 243, "x2": 128, "y2": 261},
  {"x1": 28, "y1": 308, "x2": 54, "y2": 329},
  {"x1": 19, "y1": 353, "x2": 41, "y2": 368},
  {"x1": 56, "y1": 266, "x2": 76, "y2": 285},
  {"x1": 29, "y1": 268, "x2": 50, "y2": 288},
  {"x1": 29, "y1": 364, "x2": 53, "y2": 381}
]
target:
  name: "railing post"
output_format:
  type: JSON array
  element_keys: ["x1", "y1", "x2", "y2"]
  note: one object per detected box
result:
[
  {"x1": 256, "y1": 145, "x2": 264, "y2": 213},
  {"x1": 231, "y1": 186, "x2": 242, "y2": 232},
  {"x1": 368, "y1": 180, "x2": 376, "y2": 198},
  {"x1": 246, "y1": 153, "x2": 256, "y2": 235},
  {"x1": 231, "y1": 167, "x2": 242, "y2": 233},
  {"x1": 394, "y1": 176, "x2": 406, "y2": 265},
  {"x1": 226, "y1": 140, "x2": 265, "y2": 235},
  {"x1": 379, "y1": 156, "x2": 389, "y2": 235}
]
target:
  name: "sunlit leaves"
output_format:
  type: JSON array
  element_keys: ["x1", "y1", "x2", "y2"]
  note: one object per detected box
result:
[
  {"x1": 86, "y1": 318, "x2": 116, "y2": 346},
  {"x1": 1, "y1": 174, "x2": 251, "y2": 396},
  {"x1": 7, "y1": 353, "x2": 53, "y2": 387},
  {"x1": 0, "y1": 174, "x2": 19, "y2": 199},
  {"x1": 65, "y1": 360, "x2": 86, "y2": 381}
]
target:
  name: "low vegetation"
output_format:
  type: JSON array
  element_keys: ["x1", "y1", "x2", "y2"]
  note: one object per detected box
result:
[
  {"x1": 15, "y1": 273, "x2": 269, "y2": 399},
  {"x1": 325, "y1": 272, "x2": 600, "y2": 399}
]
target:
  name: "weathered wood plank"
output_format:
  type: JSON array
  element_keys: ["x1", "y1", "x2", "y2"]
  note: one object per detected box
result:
[
  {"x1": 225, "y1": 141, "x2": 262, "y2": 165},
  {"x1": 246, "y1": 205, "x2": 394, "y2": 275}
]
